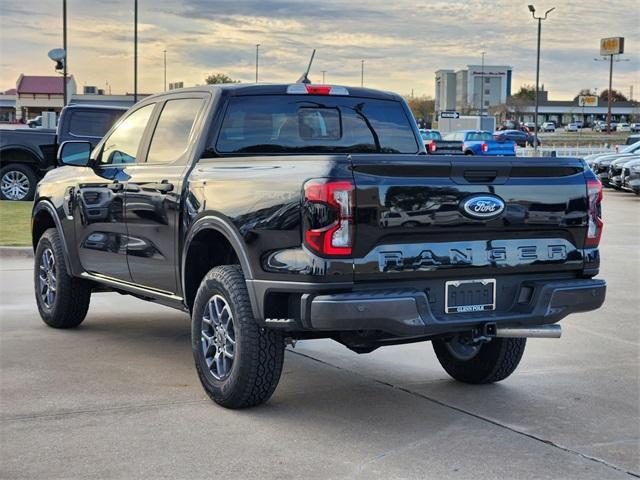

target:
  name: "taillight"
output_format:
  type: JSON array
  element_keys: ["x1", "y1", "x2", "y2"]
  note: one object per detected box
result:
[
  {"x1": 585, "y1": 178, "x2": 603, "y2": 247},
  {"x1": 481, "y1": 143, "x2": 489, "y2": 153},
  {"x1": 428, "y1": 141, "x2": 437, "y2": 153},
  {"x1": 303, "y1": 179, "x2": 354, "y2": 256}
]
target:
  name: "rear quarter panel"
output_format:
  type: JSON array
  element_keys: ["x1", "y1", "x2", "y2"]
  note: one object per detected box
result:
[{"x1": 185, "y1": 155, "x2": 354, "y2": 283}]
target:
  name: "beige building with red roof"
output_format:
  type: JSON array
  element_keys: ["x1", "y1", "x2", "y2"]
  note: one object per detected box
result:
[{"x1": 14, "y1": 74, "x2": 77, "y2": 121}]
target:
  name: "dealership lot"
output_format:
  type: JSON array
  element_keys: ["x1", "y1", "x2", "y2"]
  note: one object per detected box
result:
[{"x1": 1, "y1": 190, "x2": 638, "y2": 479}]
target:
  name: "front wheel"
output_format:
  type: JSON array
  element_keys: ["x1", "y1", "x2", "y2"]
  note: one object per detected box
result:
[
  {"x1": 433, "y1": 336, "x2": 526, "y2": 384},
  {"x1": 34, "y1": 228, "x2": 92, "y2": 328},
  {"x1": 191, "y1": 265, "x2": 285, "y2": 409}
]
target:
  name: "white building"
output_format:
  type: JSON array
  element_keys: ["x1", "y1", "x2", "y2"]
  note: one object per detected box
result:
[{"x1": 435, "y1": 65, "x2": 512, "y2": 114}]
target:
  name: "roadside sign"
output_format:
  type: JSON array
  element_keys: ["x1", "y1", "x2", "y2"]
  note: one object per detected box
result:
[
  {"x1": 600, "y1": 37, "x2": 624, "y2": 56},
  {"x1": 440, "y1": 111, "x2": 460, "y2": 119},
  {"x1": 578, "y1": 95, "x2": 598, "y2": 107}
]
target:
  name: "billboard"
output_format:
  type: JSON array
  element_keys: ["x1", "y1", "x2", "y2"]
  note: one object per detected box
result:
[
  {"x1": 578, "y1": 95, "x2": 598, "y2": 107},
  {"x1": 600, "y1": 37, "x2": 624, "y2": 56}
]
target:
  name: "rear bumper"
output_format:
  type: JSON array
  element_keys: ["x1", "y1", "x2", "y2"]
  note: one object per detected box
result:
[{"x1": 298, "y1": 278, "x2": 606, "y2": 337}]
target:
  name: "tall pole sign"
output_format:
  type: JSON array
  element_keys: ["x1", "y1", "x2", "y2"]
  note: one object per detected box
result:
[{"x1": 599, "y1": 37, "x2": 624, "y2": 134}]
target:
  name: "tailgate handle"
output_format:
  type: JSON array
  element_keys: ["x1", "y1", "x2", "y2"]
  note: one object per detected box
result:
[
  {"x1": 464, "y1": 170, "x2": 498, "y2": 183},
  {"x1": 450, "y1": 163, "x2": 511, "y2": 185}
]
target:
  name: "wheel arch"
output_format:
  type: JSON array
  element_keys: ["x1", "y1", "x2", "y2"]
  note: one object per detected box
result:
[
  {"x1": 182, "y1": 216, "x2": 256, "y2": 314},
  {"x1": 32, "y1": 201, "x2": 72, "y2": 275},
  {"x1": 0, "y1": 147, "x2": 42, "y2": 169}
]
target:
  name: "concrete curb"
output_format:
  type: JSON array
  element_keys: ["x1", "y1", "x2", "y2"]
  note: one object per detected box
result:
[{"x1": 0, "y1": 247, "x2": 33, "y2": 259}]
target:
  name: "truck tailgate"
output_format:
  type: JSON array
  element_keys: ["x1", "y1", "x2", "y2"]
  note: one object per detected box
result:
[
  {"x1": 351, "y1": 155, "x2": 589, "y2": 282},
  {"x1": 484, "y1": 140, "x2": 515, "y2": 156},
  {"x1": 428, "y1": 140, "x2": 463, "y2": 155}
]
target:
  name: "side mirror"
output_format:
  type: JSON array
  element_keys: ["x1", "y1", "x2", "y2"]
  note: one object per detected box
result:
[{"x1": 58, "y1": 141, "x2": 92, "y2": 167}]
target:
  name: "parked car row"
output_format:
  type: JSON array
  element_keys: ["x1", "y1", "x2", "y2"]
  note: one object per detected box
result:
[
  {"x1": 421, "y1": 129, "x2": 517, "y2": 155},
  {"x1": 585, "y1": 141, "x2": 640, "y2": 195}
]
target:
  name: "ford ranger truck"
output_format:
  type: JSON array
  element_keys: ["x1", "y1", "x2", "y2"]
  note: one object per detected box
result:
[{"x1": 31, "y1": 83, "x2": 606, "y2": 409}]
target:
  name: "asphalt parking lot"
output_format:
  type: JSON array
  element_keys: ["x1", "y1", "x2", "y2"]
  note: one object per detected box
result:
[{"x1": 1, "y1": 190, "x2": 638, "y2": 479}]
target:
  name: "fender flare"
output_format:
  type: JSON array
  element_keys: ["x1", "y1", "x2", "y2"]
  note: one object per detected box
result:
[
  {"x1": 181, "y1": 215, "x2": 259, "y2": 314},
  {"x1": 0, "y1": 145, "x2": 45, "y2": 166},
  {"x1": 32, "y1": 200, "x2": 73, "y2": 275}
]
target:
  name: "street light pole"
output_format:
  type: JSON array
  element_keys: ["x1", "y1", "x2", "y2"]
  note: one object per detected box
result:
[
  {"x1": 480, "y1": 51, "x2": 486, "y2": 117},
  {"x1": 360, "y1": 60, "x2": 364, "y2": 87},
  {"x1": 163, "y1": 49, "x2": 167, "y2": 92},
  {"x1": 255, "y1": 44, "x2": 260, "y2": 83},
  {"x1": 62, "y1": 0, "x2": 67, "y2": 106},
  {"x1": 134, "y1": 0, "x2": 138, "y2": 103},
  {"x1": 321, "y1": 70, "x2": 326, "y2": 83},
  {"x1": 528, "y1": 5, "x2": 554, "y2": 153}
]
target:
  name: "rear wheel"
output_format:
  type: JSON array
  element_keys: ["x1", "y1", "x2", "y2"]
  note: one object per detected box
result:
[
  {"x1": 0, "y1": 164, "x2": 37, "y2": 201},
  {"x1": 34, "y1": 228, "x2": 92, "y2": 328},
  {"x1": 191, "y1": 265, "x2": 285, "y2": 409},
  {"x1": 433, "y1": 336, "x2": 526, "y2": 384}
]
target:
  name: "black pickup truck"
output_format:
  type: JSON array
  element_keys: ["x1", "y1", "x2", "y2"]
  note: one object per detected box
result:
[
  {"x1": 0, "y1": 104, "x2": 126, "y2": 200},
  {"x1": 31, "y1": 84, "x2": 606, "y2": 409}
]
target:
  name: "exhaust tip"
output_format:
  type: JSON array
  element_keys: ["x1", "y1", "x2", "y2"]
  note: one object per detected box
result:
[{"x1": 495, "y1": 324, "x2": 561, "y2": 339}]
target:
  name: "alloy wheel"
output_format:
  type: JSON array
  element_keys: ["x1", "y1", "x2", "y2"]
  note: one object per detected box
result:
[
  {"x1": 201, "y1": 294, "x2": 236, "y2": 380},
  {"x1": 38, "y1": 248, "x2": 57, "y2": 308},
  {"x1": 1, "y1": 170, "x2": 30, "y2": 200},
  {"x1": 445, "y1": 336, "x2": 482, "y2": 361}
]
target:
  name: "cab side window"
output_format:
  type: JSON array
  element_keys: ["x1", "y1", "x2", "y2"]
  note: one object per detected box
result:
[
  {"x1": 99, "y1": 104, "x2": 155, "y2": 165},
  {"x1": 146, "y1": 98, "x2": 204, "y2": 164}
]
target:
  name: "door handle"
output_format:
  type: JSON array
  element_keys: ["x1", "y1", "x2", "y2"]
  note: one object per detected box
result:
[
  {"x1": 146, "y1": 180, "x2": 174, "y2": 193},
  {"x1": 108, "y1": 182, "x2": 124, "y2": 192}
]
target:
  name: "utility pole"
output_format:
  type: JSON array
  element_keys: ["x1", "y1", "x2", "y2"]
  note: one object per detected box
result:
[
  {"x1": 321, "y1": 70, "x2": 326, "y2": 83},
  {"x1": 163, "y1": 49, "x2": 167, "y2": 91},
  {"x1": 62, "y1": 0, "x2": 67, "y2": 106},
  {"x1": 360, "y1": 60, "x2": 364, "y2": 87},
  {"x1": 480, "y1": 51, "x2": 486, "y2": 117},
  {"x1": 255, "y1": 44, "x2": 260, "y2": 83},
  {"x1": 528, "y1": 5, "x2": 555, "y2": 153},
  {"x1": 134, "y1": 0, "x2": 138, "y2": 103}
]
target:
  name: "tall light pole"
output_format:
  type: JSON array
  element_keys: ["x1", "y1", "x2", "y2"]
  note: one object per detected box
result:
[
  {"x1": 480, "y1": 51, "x2": 486, "y2": 117},
  {"x1": 62, "y1": 0, "x2": 67, "y2": 106},
  {"x1": 134, "y1": 0, "x2": 138, "y2": 103},
  {"x1": 360, "y1": 60, "x2": 364, "y2": 87},
  {"x1": 163, "y1": 49, "x2": 167, "y2": 91},
  {"x1": 594, "y1": 55, "x2": 629, "y2": 133},
  {"x1": 528, "y1": 4, "x2": 554, "y2": 152},
  {"x1": 255, "y1": 44, "x2": 260, "y2": 83},
  {"x1": 321, "y1": 70, "x2": 326, "y2": 83}
]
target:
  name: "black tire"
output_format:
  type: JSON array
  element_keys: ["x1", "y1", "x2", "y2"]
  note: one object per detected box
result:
[
  {"x1": 191, "y1": 265, "x2": 285, "y2": 409},
  {"x1": 0, "y1": 163, "x2": 37, "y2": 201},
  {"x1": 433, "y1": 336, "x2": 526, "y2": 384},
  {"x1": 34, "y1": 228, "x2": 92, "y2": 328}
]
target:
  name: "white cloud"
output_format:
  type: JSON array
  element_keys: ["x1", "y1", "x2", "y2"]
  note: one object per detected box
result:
[{"x1": 0, "y1": 0, "x2": 638, "y2": 99}]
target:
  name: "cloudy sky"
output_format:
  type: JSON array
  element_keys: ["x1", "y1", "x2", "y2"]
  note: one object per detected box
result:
[{"x1": 1, "y1": 0, "x2": 638, "y2": 100}]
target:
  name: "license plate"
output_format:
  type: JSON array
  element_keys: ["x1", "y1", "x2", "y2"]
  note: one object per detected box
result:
[{"x1": 445, "y1": 279, "x2": 496, "y2": 314}]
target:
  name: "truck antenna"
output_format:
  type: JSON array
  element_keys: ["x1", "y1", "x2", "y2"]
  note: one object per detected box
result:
[{"x1": 296, "y1": 49, "x2": 316, "y2": 84}]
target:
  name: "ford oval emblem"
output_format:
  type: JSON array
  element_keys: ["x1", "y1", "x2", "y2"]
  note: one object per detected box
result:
[{"x1": 461, "y1": 195, "x2": 505, "y2": 220}]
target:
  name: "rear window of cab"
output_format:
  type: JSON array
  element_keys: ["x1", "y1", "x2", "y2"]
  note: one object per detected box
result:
[{"x1": 214, "y1": 95, "x2": 419, "y2": 154}]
